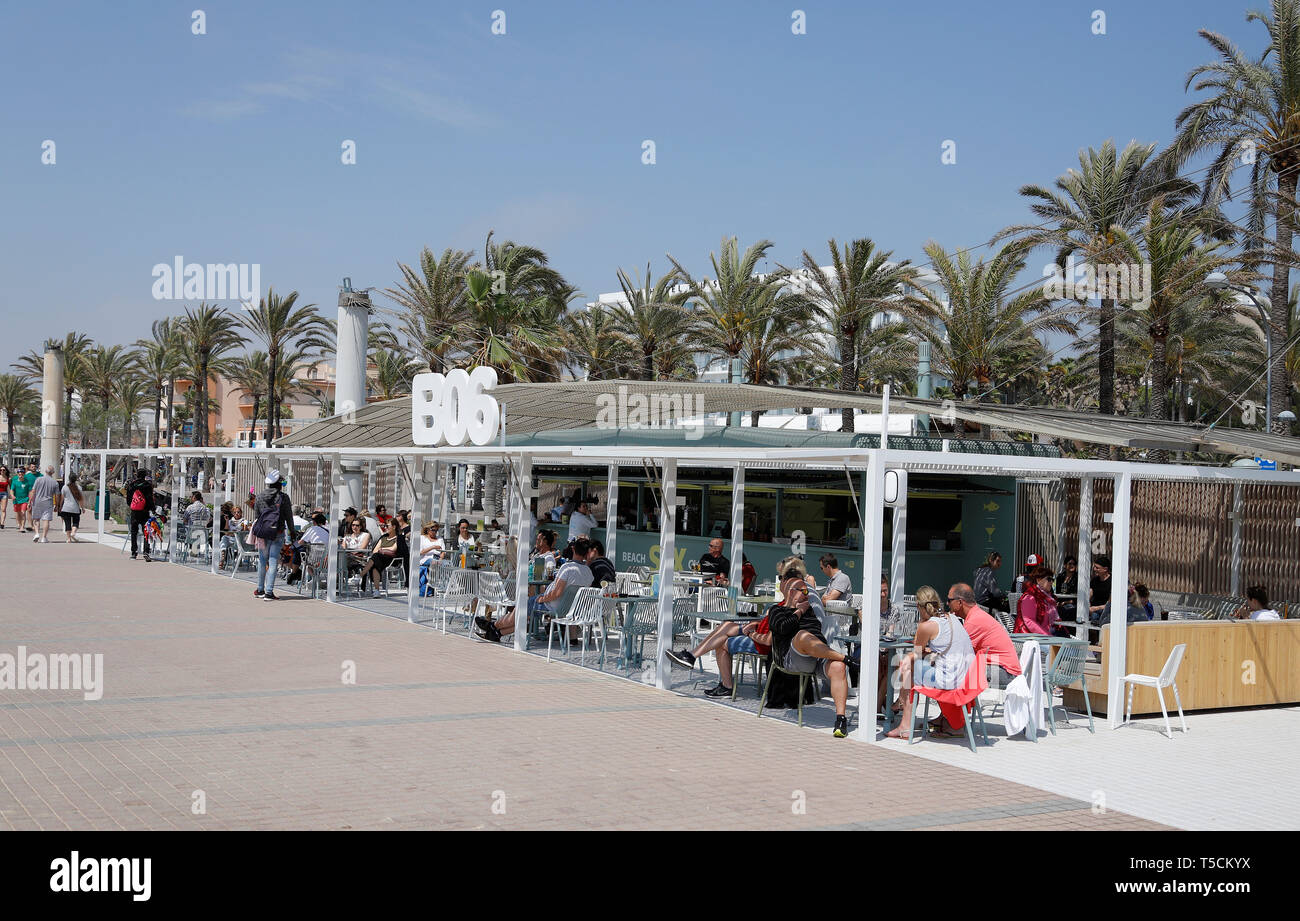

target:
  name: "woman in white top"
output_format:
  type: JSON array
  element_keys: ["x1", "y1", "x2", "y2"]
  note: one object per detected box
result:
[
  {"x1": 419, "y1": 522, "x2": 446, "y2": 561},
  {"x1": 59, "y1": 473, "x2": 84, "y2": 543},
  {"x1": 887, "y1": 584, "x2": 975, "y2": 740}
]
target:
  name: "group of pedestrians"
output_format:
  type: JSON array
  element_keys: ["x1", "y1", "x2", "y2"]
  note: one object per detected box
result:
[{"x1": 0, "y1": 462, "x2": 86, "y2": 543}]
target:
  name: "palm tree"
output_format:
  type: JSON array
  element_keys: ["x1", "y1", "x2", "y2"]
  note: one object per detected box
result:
[
  {"x1": 562, "y1": 304, "x2": 635, "y2": 380},
  {"x1": 239, "y1": 290, "x2": 331, "y2": 445},
  {"x1": 607, "y1": 264, "x2": 691, "y2": 380},
  {"x1": 115, "y1": 378, "x2": 150, "y2": 448},
  {"x1": 134, "y1": 321, "x2": 180, "y2": 448},
  {"x1": 1164, "y1": 0, "x2": 1300, "y2": 432},
  {"x1": 0, "y1": 374, "x2": 38, "y2": 465},
  {"x1": 461, "y1": 268, "x2": 565, "y2": 381},
  {"x1": 998, "y1": 139, "x2": 1198, "y2": 415},
  {"x1": 370, "y1": 349, "x2": 420, "y2": 400},
  {"x1": 385, "y1": 247, "x2": 473, "y2": 372},
  {"x1": 226, "y1": 351, "x2": 269, "y2": 446},
  {"x1": 671, "y1": 237, "x2": 782, "y2": 369},
  {"x1": 80, "y1": 344, "x2": 135, "y2": 445},
  {"x1": 792, "y1": 239, "x2": 930, "y2": 431},
  {"x1": 914, "y1": 242, "x2": 1078, "y2": 402},
  {"x1": 177, "y1": 304, "x2": 245, "y2": 447}
]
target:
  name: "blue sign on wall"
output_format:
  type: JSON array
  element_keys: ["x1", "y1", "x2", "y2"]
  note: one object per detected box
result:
[{"x1": 1257, "y1": 458, "x2": 1277, "y2": 471}]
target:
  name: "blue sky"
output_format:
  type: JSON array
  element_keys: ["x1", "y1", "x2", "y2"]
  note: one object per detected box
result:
[{"x1": 0, "y1": 0, "x2": 1266, "y2": 372}]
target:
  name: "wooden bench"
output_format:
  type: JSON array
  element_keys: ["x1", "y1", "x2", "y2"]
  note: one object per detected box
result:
[
  {"x1": 1147, "y1": 590, "x2": 1245, "y2": 621},
  {"x1": 1064, "y1": 619, "x2": 1300, "y2": 716}
]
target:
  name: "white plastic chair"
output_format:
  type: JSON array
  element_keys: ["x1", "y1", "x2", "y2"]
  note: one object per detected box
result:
[
  {"x1": 1120, "y1": 643, "x2": 1188, "y2": 738},
  {"x1": 436, "y1": 570, "x2": 478, "y2": 634}
]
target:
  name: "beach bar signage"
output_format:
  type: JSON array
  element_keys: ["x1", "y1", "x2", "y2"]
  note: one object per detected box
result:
[{"x1": 412, "y1": 367, "x2": 500, "y2": 446}]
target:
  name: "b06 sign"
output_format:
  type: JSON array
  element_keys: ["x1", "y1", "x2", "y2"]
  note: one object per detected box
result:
[{"x1": 411, "y1": 367, "x2": 500, "y2": 446}]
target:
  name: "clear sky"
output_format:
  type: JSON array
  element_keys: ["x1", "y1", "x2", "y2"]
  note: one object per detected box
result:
[{"x1": 0, "y1": 0, "x2": 1266, "y2": 372}]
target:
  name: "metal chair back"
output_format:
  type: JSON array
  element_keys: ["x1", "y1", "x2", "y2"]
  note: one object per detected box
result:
[{"x1": 1158, "y1": 643, "x2": 1187, "y2": 687}]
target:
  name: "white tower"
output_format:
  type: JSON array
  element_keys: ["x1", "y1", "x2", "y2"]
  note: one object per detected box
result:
[{"x1": 336, "y1": 278, "x2": 372, "y2": 510}]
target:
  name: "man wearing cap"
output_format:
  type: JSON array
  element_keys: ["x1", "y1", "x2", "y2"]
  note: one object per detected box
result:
[
  {"x1": 252, "y1": 469, "x2": 297, "y2": 601},
  {"x1": 337, "y1": 507, "x2": 357, "y2": 539}
]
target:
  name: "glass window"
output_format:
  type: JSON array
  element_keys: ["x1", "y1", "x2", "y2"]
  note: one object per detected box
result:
[
  {"x1": 781, "y1": 490, "x2": 858, "y2": 547},
  {"x1": 673, "y1": 485, "x2": 704, "y2": 537},
  {"x1": 711, "y1": 487, "x2": 777, "y2": 544},
  {"x1": 907, "y1": 497, "x2": 962, "y2": 551}
]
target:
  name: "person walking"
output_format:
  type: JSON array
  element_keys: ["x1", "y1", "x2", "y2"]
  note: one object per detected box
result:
[
  {"x1": 59, "y1": 472, "x2": 84, "y2": 542},
  {"x1": 0, "y1": 465, "x2": 11, "y2": 530},
  {"x1": 10, "y1": 463, "x2": 33, "y2": 532},
  {"x1": 126, "y1": 468, "x2": 155, "y2": 560},
  {"x1": 29, "y1": 464, "x2": 60, "y2": 544},
  {"x1": 252, "y1": 469, "x2": 297, "y2": 601}
]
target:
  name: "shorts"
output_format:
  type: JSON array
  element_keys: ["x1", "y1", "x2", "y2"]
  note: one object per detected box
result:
[
  {"x1": 782, "y1": 646, "x2": 829, "y2": 681},
  {"x1": 32, "y1": 501, "x2": 54, "y2": 522},
  {"x1": 60, "y1": 511, "x2": 81, "y2": 530},
  {"x1": 726, "y1": 635, "x2": 762, "y2": 655},
  {"x1": 914, "y1": 660, "x2": 941, "y2": 688},
  {"x1": 13, "y1": 500, "x2": 27, "y2": 510}
]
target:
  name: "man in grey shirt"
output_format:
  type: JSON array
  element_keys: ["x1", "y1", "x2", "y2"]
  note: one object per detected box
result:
[
  {"x1": 29, "y1": 465, "x2": 60, "y2": 544},
  {"x1": 819, "y1": 554, "x2": 854, "y2": 601}
]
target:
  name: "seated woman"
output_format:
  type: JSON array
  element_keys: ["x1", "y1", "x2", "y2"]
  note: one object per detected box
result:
[
  {"x1": 341, "y1": 517, "x2": 371, "y2": 576},
  {"x1": 417, "y1": 522, "x2": 446, "y2": 595},
  {"x1": 358, "y1": 518, "x2": 405, "y2": 596},
  {"x1": 887, "y1": 585, "x2": 975, "y2": 740},
  {"x1": 1015, "y1": 565, "x2": 1060, "y2": 636}
]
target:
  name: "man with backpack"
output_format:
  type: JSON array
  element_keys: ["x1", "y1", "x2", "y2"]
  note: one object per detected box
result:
[
  {"x1": 252, "y1": 469, "x2": 297, "y2": 601},
  {"x1": 126, "y1": 469, "x2": 155, "y2": 561}
]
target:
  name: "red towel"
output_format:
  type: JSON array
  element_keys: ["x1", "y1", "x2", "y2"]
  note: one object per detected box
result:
[{"x1": 912, "y1": 659, "x2": 988, "y2": 730}]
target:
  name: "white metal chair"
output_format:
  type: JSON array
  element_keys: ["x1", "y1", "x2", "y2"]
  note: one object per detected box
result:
[
  {"x1": 546, "y1": 587, "x2": 610, "y2": 666},
  {"x1": 415, "y1": 559, "x2": 454, "y2": 623},
  {"x1": 228, "y1": 533, "x2": 258, "y2": 578},
  {"x1": 1121, "y1": 643, "x2": 1188, "y2": 738},
  {"x1": 381, "y1": 558, "x2": 408, "y2": 598},
  {"x1": 297, "y1": 543, "x2": 329, "y2": 598},
  {"x1": 436, "y1": 570, "x2": 479, "y2": 634}
]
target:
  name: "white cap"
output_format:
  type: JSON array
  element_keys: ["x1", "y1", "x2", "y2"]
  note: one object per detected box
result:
[{"x1": 265, "y1": 469, "x2": 282, "y2": 485}]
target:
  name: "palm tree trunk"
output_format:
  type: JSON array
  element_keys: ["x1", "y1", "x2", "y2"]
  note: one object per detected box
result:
[
  {"x1": 1271, "y1": 168, "x2": 1298, "y2": 433},
  {"x1": 249, "y1": 396, "x2": 260, "y2": 448},
  {"x1": 1098, "y1": 296, "x2": 1115, "y2": 415},
  {"x1": 1148, "y1": 330, "x2": 1169, "y2": 464},
  {"x1": 268, "y1": 348, "x2": 278, "y2": 448},
  {"x1": 839, "y1": 323, "x2": 856, "y2": 434},
  {"x1": 642, "y1": 348, "x2": 655, "y2": 382},
  {"x1": 165, "y1": 378, "x2": 175, "y2": 447}
]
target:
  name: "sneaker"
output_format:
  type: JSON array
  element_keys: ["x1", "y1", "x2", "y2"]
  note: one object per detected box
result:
[
  {"x1": 131, "y1": 554, "x2": 138, "y2": 560},
  {"x1": 703, "y1": 683, "x2": 732, "y2": 698},
  {"x1": 474, "y1": 615, "x2": 493, "y2": 631},
  {"x1": 142, "y1": 555, "x2": 151, "y2": 562},
  {"x1": 32, "y1": 534, "x2": 39, "y2": 542},
  {"x1": 254, "y1": 589, "x2": 264, "y2": 598},
  {"x1": 264, "y1": 592, "x2": 278, "y2": 601},
  {"x1": 664, "y1": 648, "x2": 696, "y2": 669},
  {"x1": 833, "y1": 714, "x2": 849, "y2": 738}
]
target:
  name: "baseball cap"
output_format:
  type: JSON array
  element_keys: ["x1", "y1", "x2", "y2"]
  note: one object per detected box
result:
[
  {"x1": 1025, "y1": 553, "x2": 1042, "y2": 567},
  {"x1": 265, "y1": 469, "x2": 282, "y2": 485}
]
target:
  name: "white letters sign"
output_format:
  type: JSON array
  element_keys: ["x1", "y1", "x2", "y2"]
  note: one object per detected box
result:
[{"x1": 412, "y1": 367, "x2": 500, "y2": 446}]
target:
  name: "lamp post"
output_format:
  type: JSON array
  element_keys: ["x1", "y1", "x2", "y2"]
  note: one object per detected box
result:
[{"x1": 1206, "y1": 272, "x2": 1272, "y2": 429}]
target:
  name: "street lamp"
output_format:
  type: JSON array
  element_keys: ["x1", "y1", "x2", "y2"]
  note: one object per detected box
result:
[{"x1": 1206, "y1": 272, "x2": 1273, "y2": 429}]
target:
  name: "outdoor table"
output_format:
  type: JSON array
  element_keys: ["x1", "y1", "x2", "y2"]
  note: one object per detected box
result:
[
  {"x1": 878, "y1": 636, "x2": 915, "y2": 733},
  {"x1": 613, "y1": 595, "x2": 659, "y2": 668}
]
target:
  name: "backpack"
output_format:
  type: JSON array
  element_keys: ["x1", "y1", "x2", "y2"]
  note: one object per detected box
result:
[
  {"x1": 252, "y1": 492, "x2": 285, "y2": 539},
  {"x1": 250, "y1": 496, "x2": 287, "y2": 538},
  {"x1": 129, "y1": 487, "x2": 146, "y2": 512}
]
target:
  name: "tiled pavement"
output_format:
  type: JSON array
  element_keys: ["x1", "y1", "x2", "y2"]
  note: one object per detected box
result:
[{"x1": 0, "y1": 535, "x2": 1162, "y2": 830}]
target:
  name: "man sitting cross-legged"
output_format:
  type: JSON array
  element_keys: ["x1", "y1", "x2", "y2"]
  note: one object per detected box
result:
[{"x1": 665, "y1": 612, "x2": 773, "y2": 697}]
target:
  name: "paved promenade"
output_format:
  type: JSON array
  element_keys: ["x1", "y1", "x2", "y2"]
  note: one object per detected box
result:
[{"x1": 0, "y1": 536, "x2": 1160, "y2": 830}]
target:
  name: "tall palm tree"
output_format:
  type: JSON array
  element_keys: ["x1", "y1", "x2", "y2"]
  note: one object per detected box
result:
[
  {"x1": 177, "y1": 304, "x2": 245, "y2": 447},
  {"x1": 998, "y1": 139, "x2": 1198, "y2": 415},
  {"x1": 0, "y1": 374, "x2": 38, "y2": 465},
  {"x1": 370, "y1": 349, "x2": 420, "y2": 400},
  {"x1": 115, "y1": 377, "x2": 150, "y2": 448},
  {"x1": 914, "y1": 242, "x2": 1078, "y2": 402},
  {"x1": 1164, "y1": 0, "x2": 1300, "y2": 432},
  {"x1": 80, "y1": 343, "x2": 134, "y2": 418},
  {"x1": 461, "y1": 269, "x2": 566, "y2": 382},
  {"x1": 792, "y1": 239, "x2": 930, "y2": 431},
  {"x1": 385, "y1": 247, "x2": 473, "y2": 372},
  {"x1": 133, "y1": 321, "x2": 180, "y2": 448},
  {"x1": 239, "y1": 290, "x2": 331, "y2": 446},
  {"x1": 607, "y1": 264, "x2": 691, "y2": 380},
  {"x1": 226, "y1": 351, "x2": 269, "y2": 446},
  {"x1": 562, "y1": 304, "x2": 635, "y2": 380},
  {"x1": 671, "y1": 237, "x2": 783, "y2": 371}
]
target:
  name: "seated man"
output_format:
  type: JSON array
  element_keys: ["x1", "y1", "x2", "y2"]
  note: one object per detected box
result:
[
  {"x1": 478, "y1": 537, "x2": 593, "y2": 641},
  {"x1": 586, "y1": 540, "x2": 617, "y2": 587},
  {"x1": 950, "y1": 582, "x2": 1022, "y2": 693},
  {"x1": 697, "y1": 538, "x2": 730, "y2": 585},
  {"x1": 1092, "y1": 584, "x2": 1147, "y2": 626},
  {"x1": 664, "y1": 612, "x2": 773, "y2": 698},
  {"x1": 286, "y1": 513, "x2": 330, "y2": 585},
  {"x1": 819, "y1": 554, "x2": 853, "y2": 602},
  {"x1": 768, "y1": 569, "x2": 854, "y2": 738},
  {"x1": 1234, "y1": 584, "x2": 1282, "y2": 621}
]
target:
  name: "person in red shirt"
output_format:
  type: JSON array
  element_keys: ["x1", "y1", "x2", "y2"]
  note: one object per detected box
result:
[
  {"x1": 666, "y1": 612, "x2": 772, "y2": 698},
  {"x1": 375, "y1": 504, "x2": 392, "y2": 528}
]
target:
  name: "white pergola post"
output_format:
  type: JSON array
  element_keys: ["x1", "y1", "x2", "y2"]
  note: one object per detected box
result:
[
  {"x1": 210, "y1": 476, "x2": 221, "y2": 575},
  {"x1": 1075, "y1": 476, "x2": 1094, "y2": 641},
  {"x1": 314, "y1": 457, "x2": 323, "y2": 510},
  {"x1": 1229, "y1": 483, "x2": 1244, "y2": 597},
  {"x1": 366, "y1": 460, "x2": 376, "y2": 511},
  {"x1": 326, "y1": 459, "x2": 343, "y2": 603},
  {"x1": 605, "y1": 465, "x2": 619, "y2": 566},
  {"x1": 1107, "y1": 472, "x2": 1133, "y2": 729},
  {"x1": 728, "y1": 465, "x2": 745, "y2": 589},
  {"x1": 406, "y1": 461, "x2": 424, "y2": 624},
  {"x1": 223, "y1": 455, "x2": 231, "y2": 502},
  {"x1": 654, "y1": 459, "x2": 679, "y2": 689},
  {"x1": 853, "y1": 451, "x2": 886, "y2": 740},
  {"x1": 511, "y1": 455, "x2": 533, "y2": 652},
  {"x1": 168, "y1": 456, "x2": 182, "y2": 563},
  {"x1": 889, "y1": 470, "x2": 909, "y2": 604},
  {"x1": 393, "y1": 464, "x2": 401, "y2": 514},
  {"x1": 97, "y1": 449, "x2": 107, "y2": 545}
]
